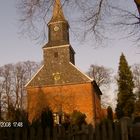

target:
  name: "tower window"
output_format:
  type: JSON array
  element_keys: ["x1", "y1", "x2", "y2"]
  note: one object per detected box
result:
[{"x1": 54, "y1": 52, "x2": 58, "y2": 58}]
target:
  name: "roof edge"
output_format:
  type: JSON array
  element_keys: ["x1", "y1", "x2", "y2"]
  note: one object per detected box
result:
[
  {"x1": 43, "y1": 44, "x2": 70, "y2": 49},
  {"x1": 69, "y1": 62, "x2": 93, "y2": 81},
  {"x1": 26, "y1": 81, "x2": 92, "y2": 89},
  {"x1": 25, "y1": 65, "x2": 44, "y2": 88},
  {"x1": 92, "y1": 80, "x2": 102, "y2": 95}
]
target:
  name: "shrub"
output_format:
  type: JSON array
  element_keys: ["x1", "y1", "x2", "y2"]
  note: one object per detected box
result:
[
  {"x1": 70, "y1": 110, "x2": 86, "y2": 126},
  {"x1": 107, "y1": 106, "x2": 113, "y2": 121}
]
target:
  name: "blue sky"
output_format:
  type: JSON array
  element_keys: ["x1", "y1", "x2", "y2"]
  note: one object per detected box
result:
[{"x1": 0, "y1": 0, "x2": 140, "y2": 74}]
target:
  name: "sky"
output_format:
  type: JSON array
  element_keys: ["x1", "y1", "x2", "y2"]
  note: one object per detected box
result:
[{"x1": 0, "y1": 0, "x2": 140, "y2": 75}]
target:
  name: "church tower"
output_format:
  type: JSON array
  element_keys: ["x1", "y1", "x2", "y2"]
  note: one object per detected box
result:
[{"x1": 26, "y1": 0, "x2": 102, "y2": 125}]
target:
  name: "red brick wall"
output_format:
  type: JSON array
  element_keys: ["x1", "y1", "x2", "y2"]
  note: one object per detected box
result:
[{"x1": 27, "y1": 82, "x2": 102, "y2": 124}]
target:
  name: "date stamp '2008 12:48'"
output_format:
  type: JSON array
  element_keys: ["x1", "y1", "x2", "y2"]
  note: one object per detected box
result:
[{"x1": 0, "y1": 121, "x2": 23, "y2": 127}]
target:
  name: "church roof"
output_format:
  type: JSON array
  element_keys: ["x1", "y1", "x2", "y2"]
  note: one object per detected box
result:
[
  {"x1": 48, "y1": 0, "x2": 67, "y2": 24},
  {"x1": 25, "y1": 62, "x2": 93, "y2": 88}
]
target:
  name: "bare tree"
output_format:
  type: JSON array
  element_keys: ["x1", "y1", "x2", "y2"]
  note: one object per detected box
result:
[
  {"x1": 0, "y1": 61, "x2": 40, "y2": 120},
  {"x1": 0, "y1": 75, "x2": 4, "y2": 120},
  {"x1": 110, "y1": 3, "x2": 140, "y2": 44},
  {"x1": 134, "y1": 0, "x2": 140, "y2": 15},
  {"x1": 17, "y1": 0, "x2": 110, "y2": 43},
  {"x1": 17, "y1": 61, "x2": 40, "y2": 109},
  {"x1": 17, "y1": 0, "x2": 140, "y2": 44},
  {"x1": 13, "y1": 63, "x2": 25, "y2": 109},
  {"x1": 87, "y1": 64, "x2": 113, "y2": 107},
  {"x1": 132, "y1": 64, "x2": 140, "y2": 118},
  {"x1": 88, "y1": 64, "x2": 112, "y2": 88},
  {"x1": 0, "y1": 64, "x2": 14, "y2": 119},
  {"x1": 132, "y1": 64, "x2": 140, "y2": 99}
]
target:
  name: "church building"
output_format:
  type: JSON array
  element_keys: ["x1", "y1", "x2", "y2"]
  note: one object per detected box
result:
[{"x1": 25, "y1": 0, "x2": 102, "y2": 125}]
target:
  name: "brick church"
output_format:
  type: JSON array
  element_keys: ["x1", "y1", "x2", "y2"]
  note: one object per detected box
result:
[{"x1": 26, "y1": 0, "x2": 102, "y2": 125}]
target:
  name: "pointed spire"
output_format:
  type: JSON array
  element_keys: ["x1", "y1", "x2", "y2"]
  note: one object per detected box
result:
[{"x1": 49, "y1": 0, "x2": 67, "y2": 23}]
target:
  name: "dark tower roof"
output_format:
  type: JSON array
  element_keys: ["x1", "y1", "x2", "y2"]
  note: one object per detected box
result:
[{"x1": 48, "y1": 0, "x2": 67, "y2": 24}]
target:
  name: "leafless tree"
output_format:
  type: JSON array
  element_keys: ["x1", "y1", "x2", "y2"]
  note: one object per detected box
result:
[
  {"x1": 0, "y1": 74, "x2": 5, "y2": 120},
  {"x1": 0, "y1": 61, "x2": 40, "y2": 120},
  {"x1": 13, "y1": 63, "x2": 26, "y2": 109},
  {"x1": 12, "y1": 61, "x2": 40, "y2": 110},
  {"x1": 134, "y1": 0, "x2": 140, "y2": 15},
  {"x1": 88, "y1": 64, "x2": 112, "y2": 88},
  {"x1": 87, "y1": 64, "x2": 113, "y2": 107},
  {"x1": 132, "y1": 64, "x2": 140, "y2": 99},
  {"x1": 109, "y1": 3, "x2": 140, "y2": 44},
  {"x1": 24, "y1": 61, "x2": 41, "y2": 80},
  {"x1": 17, "y1": 0, "x2": 110, "y2": 44},
  {"x1": 17, "y1": 0, "x2": 140, "y2": 45},
  {"x1": 132, "y1": 63, "x2": 140, "y2": 118},
  {"x1": 0, "y1": 64, "x2": 14, "y2": 119}
]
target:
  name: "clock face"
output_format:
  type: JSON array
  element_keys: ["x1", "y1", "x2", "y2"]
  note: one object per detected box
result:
[
  {"x1": 54, "y1": 26, "x2": 60, "y2": 31},
  {"x1": 53, "y1": 72, "x2": 61, "y2": 81}
]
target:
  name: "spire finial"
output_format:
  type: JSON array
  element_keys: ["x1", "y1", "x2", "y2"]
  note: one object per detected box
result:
[{"x1": 49, "y1": 0, "x2": 66, "y2": 23}]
